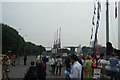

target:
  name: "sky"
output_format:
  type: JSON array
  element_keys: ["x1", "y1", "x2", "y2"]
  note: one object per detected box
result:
[{"x1": 1, "y1": 1, "x2": 119, "y2": 49}]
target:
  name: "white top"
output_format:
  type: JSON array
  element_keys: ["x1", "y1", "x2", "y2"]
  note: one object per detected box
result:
[
  {"x1": 56, "y1": 58, "x2": 62, "y2": 66},
  {"x1": 70, "y1": 61, "x2": 82, "y2": 79},
  {"x1": 49, "y1": 58, "x2": 55, "y2": 65},
  {"x1": 36, "y1": 55, "x2": 40, "y2": 61}
]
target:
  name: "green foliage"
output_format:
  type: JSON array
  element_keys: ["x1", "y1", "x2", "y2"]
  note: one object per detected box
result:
[
  {"x1": 2, "y1": 23, "x2": 46, "y2": 56},
  {"x1": 2, "y1": 24, "x2": 24, "y2": 56},
  {"x1": 37, "y1": 45, "x2": 46, "y2": 54}
]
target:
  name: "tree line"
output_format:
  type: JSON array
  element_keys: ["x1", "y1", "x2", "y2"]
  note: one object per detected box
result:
[{"x1": 1, "y1": 23, "x2": 46, "y2": 57}]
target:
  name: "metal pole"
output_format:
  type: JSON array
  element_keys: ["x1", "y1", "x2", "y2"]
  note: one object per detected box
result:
[
  {"x1": 59, "y1": 28, "x2": 61, "y2": 48},
  {"x1": 106, "y1": 0, "x2": 109, "y2": 56}
]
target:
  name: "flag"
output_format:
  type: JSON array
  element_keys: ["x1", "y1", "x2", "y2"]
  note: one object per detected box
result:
[
  {"x1": 92, "y1": 16, "x2": 95, "y2": 25},
  {"x1": 93, "y1": 20, "x2": 99, "y2": 49},
  {"x1": 97, "y1": 10, "x2": 100, "y2": 20},
  {"x1": 115, "y1": 2, "x2": 117, "y2": 18},
  {"x1": 98, "y1": 1, "x2": 101, "y2": 11},
  {"x1": 91, "y1": 28, "x2": 93, "y2": 39},
  {"x1": 92, "y1": 2, "x2": 96, "y2": 25},
  {"x1": 97, "y1": 1, "x2": 100, "y2": 20},
  {"x1": 94, "y1": 3, "x2": 96, "y2": 14}
]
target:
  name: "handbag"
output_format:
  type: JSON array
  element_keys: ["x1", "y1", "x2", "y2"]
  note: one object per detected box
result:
[
  {"x1": 6, "y1": 68, "x2": 10, "y2": 72},
  {"x1": 48, "y1": 67, "x2": 52, "y2": 72}
]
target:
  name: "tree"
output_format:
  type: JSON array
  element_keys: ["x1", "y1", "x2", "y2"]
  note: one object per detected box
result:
[
  {"x1": 37, "y1": 45, "x2": 46, "y2": 59},
  {"x1": 2, "y1": 23, "x2": 46, "y2": 57},
  {"x1": 2, "y1": 23, "x2": 25, "y2": 56}
]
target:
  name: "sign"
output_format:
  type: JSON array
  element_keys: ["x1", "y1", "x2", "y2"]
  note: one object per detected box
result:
[
  {"x1": 95, "y1": 46, "x2": 101, "y2": 55},
  {"x1": 93, "y1": 69, "x2": 101, "y2": 78}
]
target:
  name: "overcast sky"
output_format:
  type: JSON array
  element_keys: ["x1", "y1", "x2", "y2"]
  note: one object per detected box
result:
[{"x1": 1, "y1": 1, "x2": 118, "y2": 48}]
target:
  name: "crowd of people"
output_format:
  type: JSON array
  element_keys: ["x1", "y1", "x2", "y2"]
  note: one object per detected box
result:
[
  {"x1": 2, "y1": 54, "x2": 18, "y2": 80},
  {"x1": 23, "y1": 55, "x2": 49, "y2": 80},
  {"x1": 1, "y1": 54, "x2": 28, "y2": 80},
  {"x1": 23, "y1": 54, "x2": 106, "y2": 80},
  {"x1": 48, "y1": 55, "x2": 62, "y2": 76},
  {"x1": 24, "y1": 60, "x2": 46, "y2": 80},
  {"x1": 41, "y1": 53, "x2": 119, "y2": 80},
  {"x1": 63, "y1": 54, "x2": 97, "y2": 80},
  {"x1": 1, "y1": 53, "x2": 120, "y2": 80}
]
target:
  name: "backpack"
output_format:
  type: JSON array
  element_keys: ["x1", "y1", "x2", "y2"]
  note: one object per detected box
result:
[
  {"x1": 42, "y1": 57, "x2": 49, "y2": 63},
  {"x1": 36, "y1": 63, "x2": 46, "y2": 78},
  {"x1": 37, "y1": 62, "x2": 46, "y2": 72},
  {"x1": 92, "y1": 58, "x2": 97, "y2": 68},
  {"x1": 24, "y1": 66, "x2": 38, "y2": 80},
  {"x1": 46, "y1": 58, "x2": 49, "y2": 62}
]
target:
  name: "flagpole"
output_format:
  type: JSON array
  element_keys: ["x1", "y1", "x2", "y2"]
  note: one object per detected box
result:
[
  {"x1": 93, "y1": 0, "x2": 100, "y2": 57},
  {"x1": 106, "y1": 0, "x2": 109, "y2": 56}
]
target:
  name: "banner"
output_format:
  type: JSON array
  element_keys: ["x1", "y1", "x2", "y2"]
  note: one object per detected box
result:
[{"x1": 94, "y1": 46, "x2": 101, "y2": 55}]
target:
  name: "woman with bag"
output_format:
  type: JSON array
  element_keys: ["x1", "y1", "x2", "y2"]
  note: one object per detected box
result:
[
  {"x1": 2, "y1": 56, "x2": 10, "y2": 80},
  {"x1": 49, "y1": 57, "x2": 56, "y2": 75},
  {"x1": 48, "y1": 57, "x2": 54, "y2": 73}
]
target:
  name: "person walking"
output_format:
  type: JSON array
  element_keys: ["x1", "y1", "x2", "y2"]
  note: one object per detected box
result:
[
  {"x1": 42, "y1": 56, "x2": 49, "y2": 66},
  {"x1": 69, "y1": 54, "x2": 82, "y2": 80},
  {"x1": 50, "y1": 57, "x2": 56, "y2": 75},
  {"x1": 2, "y1": 56, "x2": 10, "y2": 80},
  {"x1": 24, "y1": 61, "x2": 38, "y2": 80},
  {"x1": 48, "y1": 57, "x2": 53, "y2": 73},
  {"x1": 23, "y1": 55, "x2": 27, "y2": 65},
  {"x1": 91, "y1": 55, "x2": 97, "y2": 77},
  {"x1": 65, "y1": 56, "x2": 71, "y2": 80},
  {"x1": 11, "y1": 54, "x2": 16, "y2": 66},
  {"x1": 55, "y1": 56, "x2": 62, "y2": 76},
  {"x1": 109, "y1": 54, "x2": 118, "y2": 80},
  {"x1": 36, "y1": 55, "x2": 40, "y2": 61},
  {"x1": 84, "y1": 56, "x2": 93, "y2": 80},
  {"x1": 36, "y1": 61, "x2": 46, "y2": 80},
  {"x1": 65, "y1": 56, "x2": 71, "y2": 70},
  {"x1": 78, "y1": 56, "x2": 84, "y2": 80}
]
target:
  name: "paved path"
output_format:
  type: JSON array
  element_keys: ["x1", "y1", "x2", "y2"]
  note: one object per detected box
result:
[
  {"x1": 8, "y1": 56, "x2": 66, "y2": 79},
  {"x1": 6, "y1": 56, "x2": 114, "y2": 80}
]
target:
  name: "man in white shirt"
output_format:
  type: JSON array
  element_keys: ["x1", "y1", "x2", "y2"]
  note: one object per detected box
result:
[
  {"x1": 70, "y1": 54, "x2": 82, "y2": 80},
  {"x1": 56, "y1": 56, "x2": 62, "y2": 76}
]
